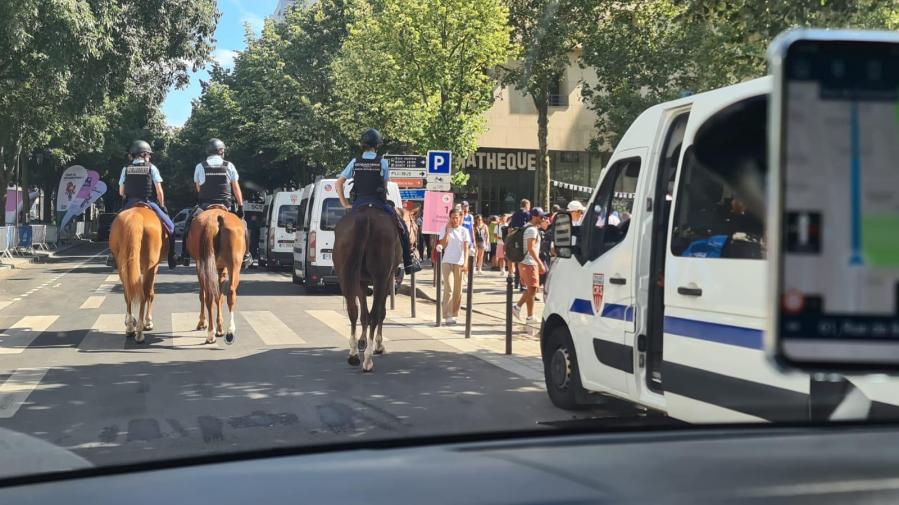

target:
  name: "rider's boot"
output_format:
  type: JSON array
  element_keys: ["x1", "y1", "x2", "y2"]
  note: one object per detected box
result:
[
  {"x1": 242, "y1": 227, "x2": 253, "y2": 269},
  {"x1": 400, "y1": 228, "x2": 421, "y2": 274},
  {"x1": 167, "y1": 230, "x2": 178, "y2": 270},
  {"x1": 180, "y1": 209, "x2": 195, "y2": 266}
]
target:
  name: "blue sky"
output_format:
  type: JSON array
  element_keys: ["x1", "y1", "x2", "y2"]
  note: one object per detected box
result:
[{"x1": 161, "y1": 0, "x2": 279, "y2": 127}]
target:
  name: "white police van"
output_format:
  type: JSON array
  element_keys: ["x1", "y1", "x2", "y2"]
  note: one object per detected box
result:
[
  {"x1": 543, "y1": 76, "x2": 899, "y2": 423},
  {"x1": 292, "y1": 179, "x2": 403, "y2": 288},
  {"x1": 258, "y1": 189, "x2": 305, "y2": 270}
]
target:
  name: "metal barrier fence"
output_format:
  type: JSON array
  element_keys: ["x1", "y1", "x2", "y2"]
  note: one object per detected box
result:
[
  {"x1": 31, "y1": 225, "x2": 48, "y2": 251},
  {"x1": 0, "y1": 226, "x2": 13, "y2": 258},
  {"x1": 45, "y1": 225, "x2": 58, "y2": 248},
  {"x1": 17, "y1": 225, "x2": 33, "y2": 254}
]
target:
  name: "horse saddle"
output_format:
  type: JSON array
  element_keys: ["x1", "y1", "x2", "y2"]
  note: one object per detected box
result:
[{"x1": 203, "y1": 204, "x2": 230, "y2": 212}]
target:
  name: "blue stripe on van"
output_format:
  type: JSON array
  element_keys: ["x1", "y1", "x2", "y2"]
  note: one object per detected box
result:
[
  {"x1": 569, "y1": 299, "x2": 594, "y2": 315},
  {"x1": 663, "y1": 316, "x2": 763, "y2": 350},
  {"x1": 601, "y1": 303, "x2": 634, "y2": 322}
]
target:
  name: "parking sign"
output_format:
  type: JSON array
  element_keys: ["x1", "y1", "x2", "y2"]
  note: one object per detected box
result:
[{"x1": 427, "y1": 150, "x2": 452, "y2": 175}]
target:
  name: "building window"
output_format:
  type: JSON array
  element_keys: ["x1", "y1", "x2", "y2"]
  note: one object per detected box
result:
[
  {"x1": 559, "y1": 151, "x2": 580, "y2": 164},
  {"x1": 548, "y1": 77, "x2": 568, "y2": 107}
]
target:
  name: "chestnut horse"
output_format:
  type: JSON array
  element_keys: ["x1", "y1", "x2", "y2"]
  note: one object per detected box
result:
[
  {"x1": 109, "y1": 206, "x2": 167, "y2": 343},
  {"x1": 334, "y1": 205, "x2": 406, "y2": 372},
  {"x1": 186, "y1": 207, "x2": 246, "y2": 344}
]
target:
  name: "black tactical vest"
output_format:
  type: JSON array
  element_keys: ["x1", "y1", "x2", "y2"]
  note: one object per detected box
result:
[
  {"x1": 123, "y1": 161, "x2": 154, "y2": 201},
  {"x1": 351, "y1": 156, "x2": 385, "y2": 200},
  {"x1": 198, "y1": 160, "x2": 232, "y2": 206}
]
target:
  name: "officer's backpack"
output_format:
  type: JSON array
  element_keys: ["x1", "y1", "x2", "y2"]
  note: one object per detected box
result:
[{"x1": 504, "y1": 224, "x2": 532, "y2": 263}]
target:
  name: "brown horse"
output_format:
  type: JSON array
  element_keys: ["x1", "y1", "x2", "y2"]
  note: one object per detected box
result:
[
  {"x1": 186, "y1": 207, "x2": 246, "y2": 344},
  {"x1": 334, "y1": 205, "x2": 403, "y2": 372},
  {"x1": 109, "y1": 206, "x2": 167, "y2": 343}
]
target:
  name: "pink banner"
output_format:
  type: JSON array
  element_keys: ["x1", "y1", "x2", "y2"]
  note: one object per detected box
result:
[{"x1": 422, "y1": 191, "x2": 455, "y2": 235}]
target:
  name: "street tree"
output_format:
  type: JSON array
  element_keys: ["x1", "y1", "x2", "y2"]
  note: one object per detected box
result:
[{"x1": 332, "y1": 0, "x2": 513, "y2": 177}]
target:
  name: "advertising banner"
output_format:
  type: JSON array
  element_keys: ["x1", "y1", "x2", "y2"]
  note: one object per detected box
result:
[
  {"x1": 56, "y1": 165, "x2": 88, "y2": 212},
  {"x1": 422, "y1": 191, "x2": 454, "y2": 235},
  {"x1": 61, "y1": 180, "x2": 107, "y2": 229},
  {"x1": 5, "y1": 186, "x2": 22, "y2": 224}
]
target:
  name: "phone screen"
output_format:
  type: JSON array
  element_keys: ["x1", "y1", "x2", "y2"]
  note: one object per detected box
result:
[{"x1": 778, "y1": 38, "x2": 899, "y2": 367}]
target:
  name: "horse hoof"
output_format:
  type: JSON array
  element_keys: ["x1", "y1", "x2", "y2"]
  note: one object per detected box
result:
[
  {"x1": 196, "y1": 323, "x2": 206, "y2": 330},
  {"x1": 347, "y1": 355, "x2": 361, "y2": 367},
  {"x1": 374, "y1": 347, "x2": 385, "y2": 355},
  {"x1": 135, "y1": 334, "x2": 145, "y2": 344},
  {"x1": 143, "y1": 323, "x2": 154, "y2": 331},
  {"x1": 362, "y1": 363, "x2": 374, "y2": 373},
  {"x1": 225, "y1": 333, "x2": 235, "y2": 345},
  {"x1": 126, "y1": 331, "x2": 136, "y2": 339},
  {"x1": 206, "y1": 337, "x2": 216, "y2": 345}
]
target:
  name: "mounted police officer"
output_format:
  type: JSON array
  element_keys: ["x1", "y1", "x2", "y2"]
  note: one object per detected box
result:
[
  {"x1": 176, "y1": 138, "x2": 252, "y2": 269},
  {"x1": 118, "y1": 140, "x2": 176, "y2": 268},
  {"x1": 336, "y1": 129, "x2": 421, "y2": 274}
]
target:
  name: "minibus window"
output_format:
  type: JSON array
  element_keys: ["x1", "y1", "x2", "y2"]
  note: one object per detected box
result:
[
  {"x1": 321, "y1": 198, "x2": 349, "y2": 231},
  {"x1": 581, "y1": 158, "x2": 640, "y2": 261},
  {"x1": 277, "y1": 205, "x2": 300, "y2": 228}
]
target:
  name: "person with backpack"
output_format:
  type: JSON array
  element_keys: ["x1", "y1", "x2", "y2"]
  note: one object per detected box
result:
[{"x1": 512, "y1": 208, "x2": 548, "y2": 322}]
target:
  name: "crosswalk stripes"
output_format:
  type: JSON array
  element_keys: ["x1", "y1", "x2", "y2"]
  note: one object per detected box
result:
[
  {"x1": 305, "y1": 309, "x2": 390, "y2": 342},
  {"x1": 104, "y1": 274, "x2": 119, "y2": 283},
  {"x1": 0, "y1": 368, "x2": 50, "y2": 419},
  {"x1": 241, "y1": 311, "x2": 306, "y2": 346},
  {"x1": 0, "y1": 316, "x2": 59, "y2": 355},
  {"x1": 78, "y1": 314, "x2": 126, "y2": 351},
  {"x1": 0, "y1": 301, "x2": 11, "y2": 313},
  {"x1": 80, "y1": 296, "x2": 106, "y2": 309},
  {"x1": 171, "y1": 312, "x2": 215, "y2": 349}
]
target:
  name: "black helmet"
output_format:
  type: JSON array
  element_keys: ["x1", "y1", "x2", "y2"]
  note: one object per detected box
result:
[
  {"x1": 360, "y1": 129, "x2": 382, "y2": 149},
  {"x1": 129, "y1": 140, "x2": 153, "y2": 155},
  {"x1": 207, "y1": 138, "x2": 226, "y2": 155}
]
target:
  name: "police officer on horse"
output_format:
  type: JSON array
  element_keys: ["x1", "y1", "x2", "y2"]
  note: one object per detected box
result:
[
  {"x1": 175, "y1": 138, "x2": 252, "y2": 269},
  {"x1": 118, "y1": 140, "x2": 176, "y2": 268},
  {"x1": 336, "y1": 129, "x2": 421, "y2": 274}
]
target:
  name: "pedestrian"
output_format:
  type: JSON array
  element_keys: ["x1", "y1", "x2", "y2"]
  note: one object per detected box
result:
[
  {"x1": 567, "y1": 200, "x2": 586, "y2": 225},
  {"x1": 460, "y1": 200, "x2": 475, "y2": 244},
  {"x1": 178, "y1": 138, "x2": 252, "y2": 269},
  {"x1": 513, "y1": 207, "x2": 548, "y2": 323},
  {"x1": 118, "y1": 140, "x2": 176, "y2": 268},
  {"x1": 508, "y1": 199, "x2": 531, "y2": 290},
  {"x1": 494, "y1": 215, "x2": 506, "y2": 274},
  {"x1": 486, "y1": 215, "x2": 498, "y2": 268},
  {"x1": 437, "y1": 209, "x2": 470, "y2": 325},
  {"x1": 474, "y1": 214, "x2": 489, "y2": 274}
]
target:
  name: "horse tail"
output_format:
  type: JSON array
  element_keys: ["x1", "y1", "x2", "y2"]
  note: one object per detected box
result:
[
  {"x1": 121, "y1": 213, "x2": 144, "y2": 307},
  {"x1": 346, "y1": 212, "x2": 371, "y2": 295},
  {"x1": 199, "y1": 215, "x2": 222, "y2": 303}
]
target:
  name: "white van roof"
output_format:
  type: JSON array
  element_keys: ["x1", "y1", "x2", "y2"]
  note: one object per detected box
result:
[{"x1": 615, "y1": 76, "x2": 772, "y2": 153}]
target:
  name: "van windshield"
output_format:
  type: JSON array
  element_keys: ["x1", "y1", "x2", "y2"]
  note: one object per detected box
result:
[
  {"x1": 277, "y1": 205, "x2": 300, "y2": 228},
  {"x1": 320, "y1": 198, "x2": 348, "y2": 231}
]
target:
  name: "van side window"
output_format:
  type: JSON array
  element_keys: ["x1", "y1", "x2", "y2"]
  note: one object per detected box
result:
[
  {"x1": 321, "y1": 198, "x2": 348, "y2": 231},
  {"x1": 670, "y1": 148, "x2": 765, "y2": 259},
  {"x1": 296, "y1": 199, "x2": 308, "y2": 231},
  {"x1": 277, "y1": 205, "x2": 300, "y2": 228},
  {"x1": 580, "y1": 158, "x2": 640, "y2": 262}
]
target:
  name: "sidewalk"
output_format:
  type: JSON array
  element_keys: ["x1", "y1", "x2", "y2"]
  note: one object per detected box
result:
[
  {"x1": 0, "y1": 239, "x2": 96, "y2": 270},
  {"x1": 399, "y1": 262, "x2": 544, "y2": 332}
]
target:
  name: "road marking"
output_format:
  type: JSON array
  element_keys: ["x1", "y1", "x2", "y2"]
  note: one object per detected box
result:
[
  {"x1": 78, "y1": 314, "x2": 126, "y2": 351},
  {"x1": 94, "y1": 284, "x2": 115, "y2": 294},
  {"x1": 242, "y1": 311, "x2": 306, "y2": 346},
  {"x1": 171, "y1": 312, "x2": 215, "y2": 348},
  {"x1": 0, "y1": 316, "x2": 58, "y2": 354},
  {"x1": 305, "y1": 309, "x2": 388, "y2": 341},
  {"x1": 0, "y1": 301, "x2": 11, "y2": 312},
  {"x1": 105, "y1": 274, "x2": 119, "y2": 283},
  {"x1": 0, "y1": 368, "x2": 50, "y2": 419},
  {"x1": 80, "y1": 296, "x2": 106, "y2": 309}
]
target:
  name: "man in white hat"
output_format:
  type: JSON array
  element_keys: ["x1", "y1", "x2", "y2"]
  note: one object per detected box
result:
[{"x1": 567, "y1": 200, "x2": 586, "y2": 225}]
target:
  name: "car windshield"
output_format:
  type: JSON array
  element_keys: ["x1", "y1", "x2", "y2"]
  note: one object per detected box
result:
[{"x1": 2, "y1": 0, "x2": 899, "y2": 485}]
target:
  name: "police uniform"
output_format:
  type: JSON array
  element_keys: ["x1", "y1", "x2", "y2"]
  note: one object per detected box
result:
[{"x1": 118, "y1": 160, "x2": 174, "y2": 233}]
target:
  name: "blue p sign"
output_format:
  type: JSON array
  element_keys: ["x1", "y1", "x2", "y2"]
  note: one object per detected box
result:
[{"x1": 427, "y1": 150, "x2": 452, "y2": 175}]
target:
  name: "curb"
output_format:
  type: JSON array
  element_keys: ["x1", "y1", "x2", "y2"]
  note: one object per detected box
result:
[{"x1": 397, "y1": 281, "x2": 541, "y2": 331}]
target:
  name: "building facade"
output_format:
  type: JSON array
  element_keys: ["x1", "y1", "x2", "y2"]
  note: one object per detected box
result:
[{"x1": 464, "y1": 51, "x2": 609, "y2": 216}]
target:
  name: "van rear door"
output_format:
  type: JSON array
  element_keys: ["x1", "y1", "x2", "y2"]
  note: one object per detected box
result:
[{"x1": 567, "y1": 148, "x2": 645, "y2": 396}]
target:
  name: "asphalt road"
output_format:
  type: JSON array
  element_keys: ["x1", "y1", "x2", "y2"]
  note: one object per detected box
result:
[{"x1": 0, "y1": 242, "x2": 648, "y2": 474}]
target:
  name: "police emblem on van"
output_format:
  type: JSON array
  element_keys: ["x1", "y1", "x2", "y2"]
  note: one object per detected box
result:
[{"x1": 593, "y1": 273, "x2": 604, "y2": 313}]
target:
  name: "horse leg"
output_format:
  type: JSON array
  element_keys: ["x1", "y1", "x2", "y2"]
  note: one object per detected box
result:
[
  {"x1": 136, "y1": 282, "x2": 147, "y2": 344},
  {"x1": 143, "y1": 267, "x2": 158, "y2": 332},
  {"x1": 225, "y1": 260, "x2": 240, "y2": 343},
  {"x1": 363, "y1": 282, "x2": 387, "y2": 373},
  {"x1": 375, "y1": 319, "x2": 385, "y2": 355},
  {"x1": 196, "y1": 263, "x2": 207, "y2": 330},
  {"x1": 124, "y1": 291, "x2": 136, "y2": 339},
  {"x1": 205, "y1": 288, "x2": 216, "y2": 344},
  {"x1": 345, "y1": 288, "x2": 360, "y2": 366},
  {"x1": 215, "y1": 269, "x2": 226, "y2": 338},
  {"x1": 358, "y1": 282, "x2": 370, "y2": 352}
]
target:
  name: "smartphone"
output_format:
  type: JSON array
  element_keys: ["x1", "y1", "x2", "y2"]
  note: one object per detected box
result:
[{"x1": 768, "y1": 30, "x2": 899, "y2": 371}]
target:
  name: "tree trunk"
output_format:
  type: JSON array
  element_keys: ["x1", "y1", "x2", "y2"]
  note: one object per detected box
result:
[{"x1": 535, "y1": 92, "x2": 551, "y2": 209}]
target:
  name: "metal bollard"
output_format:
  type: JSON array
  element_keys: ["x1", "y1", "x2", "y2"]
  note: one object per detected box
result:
[
  {"x1": 435, "y1": 250, "x2": 443, "y2": 327},
  {"x1": 505, "y1": 273, "x2": 513, "y2": 355},
  {"x1": 410, "y1": 270, "x2": 417, "y2": 318},
  {"x1": 465, "y1": 257, "x2": 474, "y2": 339}
]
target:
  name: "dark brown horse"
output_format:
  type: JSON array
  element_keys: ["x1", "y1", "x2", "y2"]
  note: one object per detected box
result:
[{"x1": 333, "y1": 205, "x2": 403, "y2": 372}]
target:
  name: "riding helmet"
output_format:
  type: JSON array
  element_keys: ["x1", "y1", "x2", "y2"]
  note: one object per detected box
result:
[
  {"x1": 360, "y1": 129, "x2": 382, "y2": 149},
  {"x1": 207, "y1": 138, "x2": 226, "y2": 155},
  {"x1": 129, "y1": 140, "x2": 153, "y2": 155}
]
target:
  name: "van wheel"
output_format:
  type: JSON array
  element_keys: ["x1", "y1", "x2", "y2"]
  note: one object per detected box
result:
[{"x1": 543, "y1": 326, "x2": 586, "y2": 410}]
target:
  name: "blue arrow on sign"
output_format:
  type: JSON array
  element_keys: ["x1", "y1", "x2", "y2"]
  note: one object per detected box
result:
[{"x1": 427, "y1": 150, "x2": 452, "y2": 175}]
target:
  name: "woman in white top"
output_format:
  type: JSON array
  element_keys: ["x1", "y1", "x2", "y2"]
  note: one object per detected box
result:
[{"x1": 437, "y1": 209, "x2": 470, "y2": 325}]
